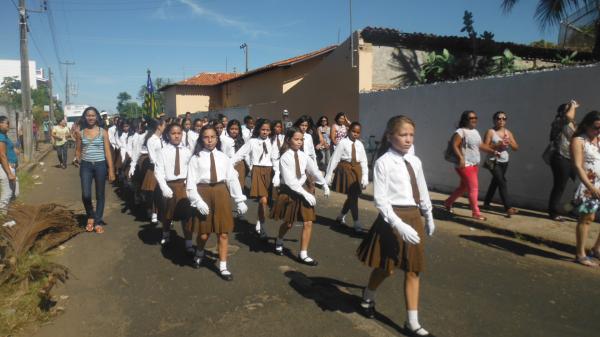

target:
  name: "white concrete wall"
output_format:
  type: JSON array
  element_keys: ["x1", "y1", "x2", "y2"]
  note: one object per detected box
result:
[{"x1": 359, "y1": 64, "x2": 600, "y2": 210}]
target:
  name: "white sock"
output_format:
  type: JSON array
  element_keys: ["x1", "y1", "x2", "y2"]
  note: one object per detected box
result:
[
  {"x1": 407, "y1": 310, "x2": 425, "y2": 332},
  {"x1": 255, "y1": 220, "x2": 260, "y2": 231},
  {"x1": 299, "y1": 250, "x2": 308, "y2": 259},
  {"x1": 363, "y1": 288, "x2": 376, "y2": 302},
  {"x1": 185, "y1": 240, "x2": 193, "y2": 249},
  {"x1": 219, "y1": 260, "x2": 227, "y2": 271}
]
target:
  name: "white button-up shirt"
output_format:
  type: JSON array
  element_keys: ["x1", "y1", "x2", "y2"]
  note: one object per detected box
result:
[
  {"x1": 128, "y1": 132, "x2": 148, "y2": 174},
  {"x1": 279, "y1": 149, "x2": 326, "y2": 195},
  {"x1": 108, "y1": 125, "x2": 118, "y2": 149},
  {"x1": 146, "y1": 134, "x2": 163, "y2": 165},
  {"x1": 241, "y1": 125, "x2": 253, "y2": 143},
  {"x1": 154, "y1": 143, "x2": 192, "y2": 189},
  {"x1": 182, "y1": 130, "x2": 199, "y2": 152},
  {"x1": 232, "y1": 137, "x2": 278, "y2": 168},
  {"x1": 186, "y1": 148, "x2": 247, "y2": 206},
  {"x1": 325, "y1": 137, "x2": 369, "y2": 184},
  {"x1": 373, "y1": 149, "x2": 432, "y2": 226},
  {"x1": 302, "y1": 133, "x2": 317, "y2": 161},
  {"x1": 220, "y1": 133, "x2": 235, "y2": 158}
]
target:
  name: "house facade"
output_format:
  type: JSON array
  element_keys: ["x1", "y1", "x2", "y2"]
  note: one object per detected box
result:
[{"x1": 160, "y1": 27, "x2": 593, "y2": 122}]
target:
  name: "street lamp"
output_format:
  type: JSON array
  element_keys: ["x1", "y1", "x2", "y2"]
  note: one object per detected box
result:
[{"x1": 240, "y1": 43, "x2": 248, "y2": 73}]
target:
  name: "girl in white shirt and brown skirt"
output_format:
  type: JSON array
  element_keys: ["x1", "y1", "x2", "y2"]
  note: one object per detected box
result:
[
  {"x1": 325, "y1": 122, "x2": 369, "y2": 233},
  {"x1": 356, "y1": 116, "x2": 436, "y2": 337},
  {"x1": 232, "y1": 118, "x2": 278, "y2": 238},
  {"x1": 226, "y1": 120, "x2": 247, "y2": 190},
  {"x1": 154, "y1": 123, "x2": 193, "y2": 253},
  {"x1": 186, "y1": 125, "x2": 248, "y2": 281},
  {"x1": 141, "y1": 118, "x2": 165, "y2": 224},
  {"x1": 271, "y1": 127, "x2": 330, "y2": 266}
]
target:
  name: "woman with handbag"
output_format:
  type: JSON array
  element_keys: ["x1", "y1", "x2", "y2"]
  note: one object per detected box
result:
[
  {"x1": 548, "y1": 100, "x2": 578, "y2": 222},
  {"x1": 444, "y1": 111, "x2": 497, "y2": 220},
  {"x1": 482, "y1": 111, "x2": 519, "y2": 218}
]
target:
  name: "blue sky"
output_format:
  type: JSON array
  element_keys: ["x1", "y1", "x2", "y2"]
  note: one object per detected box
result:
[{"x1": 0, "y1": 0, "x2": 561, "y2": 112}]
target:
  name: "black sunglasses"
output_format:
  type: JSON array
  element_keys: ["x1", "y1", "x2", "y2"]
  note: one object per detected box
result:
[
  {"x1": 469, "y1": 116, "x2": 478, "y2": 120},
  {"x1": 496, "y1": 117, "x2": 507, "y2": 121}
]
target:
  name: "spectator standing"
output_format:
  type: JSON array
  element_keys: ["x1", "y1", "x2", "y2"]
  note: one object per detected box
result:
[
  {"x1": 570, "y1": 110, "x2": 600, "y2": 267},
  {"x1": 330, "y1": 112, "x2": 350, "y2": 150},
  {"x1": 0, "y1": 116, "x2": 19, "y2": 214},
  {"x1": 317, "y1": 116, "x2": 332, "y2": 169},
  {"x1": 548, "y1": 101, "x2": 578, "y2": 221}
]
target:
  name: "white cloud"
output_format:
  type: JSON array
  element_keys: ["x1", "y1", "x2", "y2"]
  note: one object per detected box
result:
[{"x1": 177, "y1": 0, "x2": 268, "y2": 37}]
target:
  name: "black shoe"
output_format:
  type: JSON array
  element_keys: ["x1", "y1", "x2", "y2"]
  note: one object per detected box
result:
[
  {"x1": 275, "y1": 245, "x2": 284, "y2": 256},
  {"x1": 360, "y1": 299, "x2": 375, "y2": 319},
  {"x1": 160, "y1": 236, "x2": 171, "y2": 247},
  {"x1": 192, "y1": 255, "x2": 203, "y2": 269},
  {"x1": 297, "y1": 255, "x2": 318, "y2": 266},
  {"x1": 256, "y1": 229, "x2": 268, "y2": 240},
  {"x1": 219, "y1": 269, "x2": 233, "y2": 281},
  {"x1": 404, "y1": 322, "x2": 433, "y2": 337},
  {"x1": 185, "y1": 247, "x2": 195, "y2": 257}
]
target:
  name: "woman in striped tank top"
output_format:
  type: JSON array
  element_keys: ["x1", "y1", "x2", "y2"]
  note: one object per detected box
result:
[{"x1": 75, "y1": 107, "x2": 115, "y2": 233}]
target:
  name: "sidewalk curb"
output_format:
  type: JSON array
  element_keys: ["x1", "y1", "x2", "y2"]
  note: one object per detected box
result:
[
  {"x1": 360, "y1": 191, "x2": 575, "y2": 254},
  {"x1": 21, "y1": 145, "x2": 55, "y2": 174}
]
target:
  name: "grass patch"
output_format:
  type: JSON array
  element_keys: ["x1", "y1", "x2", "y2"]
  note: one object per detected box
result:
[
  {"x1": 16, "y1": 170, "x2": 35, "y2": 193},
  {"x1": 0, "y1": 252, "x2": 60, "y2": 336}
]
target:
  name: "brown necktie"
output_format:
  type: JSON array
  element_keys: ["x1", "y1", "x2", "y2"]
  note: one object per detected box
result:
[
  {"x1": 351, "y1": 142, "x2": 357, "y2": 164},
  {"x1": 210, "y1": 151, "x2": 217, "y2": 183},
  {"x1": 174, "y1": 146, "x2": 181, "y2": 176},
  {"x1": 185, "y1": 131, "x2": 189, "y2": 147},
  {"x1": 276, "y1": 136, "x2": 281, "y2": 149},
  {"x1": 404, "y1": 159, "x2": 420, "y2": 205},
  {"x1": 259, "y1": 141, "x2": 268, "y2": 161},
  {"x1": 294, "y1": 150, "x2": 301, "y2": 179}
]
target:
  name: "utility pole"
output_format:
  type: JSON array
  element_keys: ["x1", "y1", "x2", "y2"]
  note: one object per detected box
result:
[
  {"x1": 240, "y1": 43, "x2": 248, "y2": 73},
  {"x1": 48, "y1": 67, "x2": 54, "y2": 122},
  {"x1": 61, "y1": 61, "x2": 75, "y2": 105},
  {"x1": 19, "y1": 0, "x2": 34, "y2": 162}
]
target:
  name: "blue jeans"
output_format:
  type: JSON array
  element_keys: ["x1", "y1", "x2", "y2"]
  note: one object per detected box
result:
[
  {"x1": 56, "y1": 144, "x2": 68, "y2": 166},
  {"x1": 80, "y1": 160, "x2": 107, "y2": 224}
]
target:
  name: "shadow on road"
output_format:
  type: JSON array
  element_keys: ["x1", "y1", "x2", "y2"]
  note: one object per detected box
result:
[
  {"x1": 316, "y1": 215, "x2": 367, "y2": 239},
  {"x1": 460, "y1": 235, "x2": 572, "y2": 262},
  {"x1": 284, "y1": 270, "x2": 409, "y2": 336}
]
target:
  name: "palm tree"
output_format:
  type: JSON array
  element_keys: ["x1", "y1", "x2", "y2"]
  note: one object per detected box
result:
[{"x1": 501, "y1": 0, "x2": 600, "y2": 57}]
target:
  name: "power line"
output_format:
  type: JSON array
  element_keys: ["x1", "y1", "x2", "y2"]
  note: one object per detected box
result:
[{"x1": 9, "y1": 0, "x2": 19, "y2": 11}]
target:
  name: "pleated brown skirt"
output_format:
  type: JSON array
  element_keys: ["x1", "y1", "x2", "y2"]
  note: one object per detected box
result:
[
  {"x1": 333, "y1": 161, "x2": 362, "y2": 195},
  {"x1": 250, "y1": 166, "x2": 272, "y2": 198},
  {"x1": 356, "y1": 207, "x2": 425, "y2": 273},
  {"x1": 270, "y1": 184, "x2": 316, "y2": 223},
  {"x1": 140, "y1": 158, "x2": 157, "y2": 192},
  {"x1": 132, "y1": 154, "x2": 149, "y2": 188},
  {"x1": 189, "y1": 183, "x2": 234, "y2": 234},
  {"x1": 159, "y1": 179, "x2": 190, "y2": 223}
]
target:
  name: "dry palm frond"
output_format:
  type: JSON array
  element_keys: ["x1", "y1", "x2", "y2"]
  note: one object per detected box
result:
[{"x1": 0, "y1": 203, "x2": 81, "y2": 285}]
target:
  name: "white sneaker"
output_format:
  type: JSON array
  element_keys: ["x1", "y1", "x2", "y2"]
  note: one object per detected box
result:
[
  {"x1": 336, "y1": 214, "x2": 346, "y2": 225},
  {"x1": 151, "y1": 212, "x2": 158, "y2": 224},
  {"x1": 354, "y1": 221, "x2": 366, "y2": 233}
]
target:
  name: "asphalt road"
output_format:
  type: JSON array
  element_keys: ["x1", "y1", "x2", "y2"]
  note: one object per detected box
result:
[{"x1": 23, "y1": 148, "x2": 600, "y2": 337}]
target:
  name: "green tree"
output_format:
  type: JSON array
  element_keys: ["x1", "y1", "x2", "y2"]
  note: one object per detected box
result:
[
  {"x1": 0, "y1": 77, "x2": 21, "y2": 109},
  {"x1": 501, "y1": 0, "x2": 600, "y2": 57},
  {"x1": 117, "y1": 91, "x2": 132, "y2": 114}
]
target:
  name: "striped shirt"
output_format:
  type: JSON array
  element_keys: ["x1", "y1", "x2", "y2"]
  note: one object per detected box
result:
[{"x1": 81, "y1": 128, "x2": 106, "y2": 162}]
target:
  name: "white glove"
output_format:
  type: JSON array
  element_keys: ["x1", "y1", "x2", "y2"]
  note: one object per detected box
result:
[
  {"x1": 161, "y1": 186, "x2": 173, "y2": 199},
  {"x1": 272, "y1": 174, "x2": 280, "y2": 188},
  {"x1": 326, "y1": 175, "x2": 334, "y2": 186},
  {"x1": 236, "y1": 202, "x2": 248, "y2": 215},
  {"x1": 302, "y1": 192, "x2": 316, "y2": 206},
  {"x1": 390, "y1": 218, "x2": 420, "y2": 245},
  {"x1": 195, "y1": 199, "x2": 210, "y2": 215},
  {"x1": 322, "y1": 184, "x2": 330, "y2": 198},
  {"x1": 425, "y1": 212, "x2": 435, "y2": 236},
  {"x1": 361, "y1": 177, "x2": 368, "y2": 190}
]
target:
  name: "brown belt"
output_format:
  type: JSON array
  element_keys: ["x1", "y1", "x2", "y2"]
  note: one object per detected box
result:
[{"x1": 197, "y1": 181, "x2": 225, "y2": 187}]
